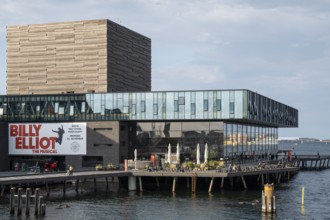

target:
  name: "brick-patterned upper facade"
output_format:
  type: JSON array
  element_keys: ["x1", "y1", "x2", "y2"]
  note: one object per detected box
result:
[{"x1": 6, "y1": 19, "x2": 151, "y2": 95}]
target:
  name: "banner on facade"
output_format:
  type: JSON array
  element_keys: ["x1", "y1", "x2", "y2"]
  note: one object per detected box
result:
[{"x1": 8, "y1": 123, "x2": 86, "y2": 155}]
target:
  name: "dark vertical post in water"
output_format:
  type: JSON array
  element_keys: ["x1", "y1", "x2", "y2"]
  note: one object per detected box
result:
[
  {"x1": 63, "y1": 181, "x2": 66, "y2": 195},
  {"x1": 75, "y1": 179, "x2": 80, "y2": 194},
  {"x1": 0, "y1": 185, "x2": 5, "y2": 197},
  {"x1": 10, "y1": 187, "x2": 15, "y2": 214},
  {"x1": 94, "y1": 178, "x2": 97, "y2": 193},
  {"x1": 46, "y1": 183, "x2": 50, "y2": 197},
  {"x1": 34, "y1": 188, "x2": 40, "y2": 216},
  {"x1": 38, "y1": 196, "x2": 43, "y2": 217},
  {"x1": 17, "y1": 188, "x2": 23, "y2": 216},
  {"x1": 25, "y1": 188, "x2": 31, "y2": 215}
]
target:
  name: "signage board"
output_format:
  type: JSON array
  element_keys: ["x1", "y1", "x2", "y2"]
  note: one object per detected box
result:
[{"x1": 8, "y1": 123, "x2": 86, "y2": 155}]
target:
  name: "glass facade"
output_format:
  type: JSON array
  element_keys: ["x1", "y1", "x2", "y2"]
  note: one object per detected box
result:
[
  {"x1": 0, "y1": 90, "x2": 298, "y2": 128},
  {"x1": 133, "y1": 121, "x2": 278, "y2": 161},
  {"x1": 0, "y1": 90, "x2": 297, "y2": 161}
]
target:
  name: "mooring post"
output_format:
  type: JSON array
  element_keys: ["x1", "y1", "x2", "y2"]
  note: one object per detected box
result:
[
  {"x1": 38, "y1": 196, "x2": 43, "y2": 217},
  {"x1": 105, "y1": 177, "x2": 109, "y2": 191},
  {"x1": 94, "y1": 178, "x2": 97, "y2": 193},
  {"x1": 221, "y1": 177, "x2": 225, "y2": 189},
  {"x1": 277, "y1": 172, "x2": 282, "y2": 184},
  {"x1": 25, "y1": 188, "x2": 31, "y2": 216},
  {"x1": 75, "y1": 179, "x2": 80, "y2": 194},
  {"x1": 241, "y1": 176, "x2": 247, "y2": 189},
  {"x1": 172, "y1": 177, "x2": 177, "y2": 193},
  {"x1": 63, "y1": 181, "x2": 66, "y2": 195},
  {"x1": 208, "y1": 177, "x2": 214, "y2": 193},
  {"x1": 46, "y1": 183, "x2": 50, "y2": 197},
  {"x1": 138, "y1": 177, "x2": 143, "y2": 191},
  {"x1": 41, "y1": 204, "x2": 46, "y2": 216},
  {"x1": 262, "y1": 183, "x2": 276, "y2": 213},
  {"x1": 34, "y1": 188, "x2": 40, "y2": 216},
  {"x1": 17, "y1": 188, "x2": 23, "y2": 216},
  {"x1": 186, "y1": 177, "x2": 190, "y2": 189},
  {"x1": 0, "y1": 185, "x2": 5, "y2": 198},
  {"x1": 10, "y1": 187, "x2": 15, "y2": 215},
  {"x1": 155, "y1": 177, "x2": 160, "y2": 189}
]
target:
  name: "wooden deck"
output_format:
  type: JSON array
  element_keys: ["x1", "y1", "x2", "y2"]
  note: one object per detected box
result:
[{"x1": 292, "y1": 155, "x2": 330, "y2": 170}]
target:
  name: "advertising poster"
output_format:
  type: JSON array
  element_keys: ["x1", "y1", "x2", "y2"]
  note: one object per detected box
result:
[{"x1": 8, "y1": 123, "x2": 87, "y2": 155}]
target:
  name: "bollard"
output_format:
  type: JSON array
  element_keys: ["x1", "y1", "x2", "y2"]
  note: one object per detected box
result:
[
  {"x1": 34, "y1": 188, "x2": 40, "y2": 216},
  {"x1": 262, "y1": 183, "x2": 276, "y2": 213},
  {"x1": 9, "y1": 187, "x2": 15, "y2": 214},
  {"x1": 302, "y1": 186, "x2": 305, "y2": 206},
  {"x1": 25, "y1": 188, "x2": 31, "y2": 215},
  {"x1": 17, "y1": 188, "x2": 23, "y2": 216},
  {"x1": 38, "y1": 196, "x2": 43, "y2": 217}
]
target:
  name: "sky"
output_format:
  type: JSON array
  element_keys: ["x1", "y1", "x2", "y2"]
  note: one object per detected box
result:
[{"x1": 0, "y1": 0, "x2": 329, "y2": 139}]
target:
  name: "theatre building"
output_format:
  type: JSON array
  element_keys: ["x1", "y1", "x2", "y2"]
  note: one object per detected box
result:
[{"x1": 0, "y1": 19, "x2": 298, "y2": 171}]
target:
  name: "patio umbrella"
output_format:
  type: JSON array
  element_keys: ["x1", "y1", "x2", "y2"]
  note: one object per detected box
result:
[
  {"x1": 167, "y1": 143, "x2": 171, "y2": 164},
  {"x1": 134, "y1": 149, "x2": 137, "y2": 162},
  {"x1": 196, "y1": 144, "x2": 200, "y2": 165},
  {"x1": 176, "y1": 143, "x2": 180, "y2": 164},
  {"x1": 204, "y1": 143, "x2": 208, "y2": 163}
]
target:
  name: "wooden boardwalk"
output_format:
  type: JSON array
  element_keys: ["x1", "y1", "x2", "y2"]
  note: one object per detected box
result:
[
  {"x1": 0, "y1": 170, "x2": 131, "y2": 197},
  {"x1": 0, "y1": 165, "x2": 299, "y2": 196},
  {"x1": 292, "y1": 155, "x2": 330, "y2": 170}
]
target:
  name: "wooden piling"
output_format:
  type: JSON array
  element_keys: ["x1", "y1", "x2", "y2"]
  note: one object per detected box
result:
[
  {"x1": 105, "y1": 177, "x2": 109, "y2": 190},
  {"x1": 34, "y1": 188, "x2": 40, "y2": 216},
  {"x1": 10, "y1": 187, "x2": 15, "y2": 214},
  {"x1": 0, "y1": 185, "x2": 5, "y2": 198},
  {"x1": 75, "y1": 179, "x2": 79, "y2": 193},
  {"x1": 191, "y1": 173, "x2": 197, "y2": 193},
  {"x1": 241, "y1": 176, "x2": 247, "y2": 189},
  {"x1": 46, "y1": 183, "x2": 50, "y2": 197},
  {"x1": 25, "y1": 188, "x2": 31, "y2": 216},
  {"x1": 208, "y1": 177, "x2": 214, "y2": 193},
  {"x1": 138, "y1": 177, "x2": 143, "y2": 191},
  {"x1": 38, "y1": 196, "x2": 43, "y2": 217},
  {"x1": 155, "y1": 177, "x2": 160, "y2": 189},
  {"x1": 220, "y1": 177, "x2": 224, "y2": 189},
  {"x1": 172, "y1": 177, "x2": 177, "y2": 192},
  {"x1": 63, "y1": 181, "x2": 66, "y2": 195},
  {"x1": 17, "y1": 188, "x2": 23, "y2": 216},
  {"x1": 94, "y1": 178, "x2": 97, "y2": 193}
]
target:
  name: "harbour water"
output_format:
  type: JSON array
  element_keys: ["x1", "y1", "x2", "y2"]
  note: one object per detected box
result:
[{"x1": 1, "y1": 142, "x2": 329, "y2": 219}]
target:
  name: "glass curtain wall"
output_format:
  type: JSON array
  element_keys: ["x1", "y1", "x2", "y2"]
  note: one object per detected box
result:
[
  {"x1": 134, "y1": 121, "x2": 277, "y2": 162},
  {"x1": 224, "y1": 123, "x2": 278, "y2": 162}
]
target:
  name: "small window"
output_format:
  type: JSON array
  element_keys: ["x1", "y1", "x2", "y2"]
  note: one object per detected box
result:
[
  {"x1": 216, "y1": 99, "x2": 221, "y2": 111},
  {"x1": 132, "y1": 104, "x2": 136, "y2": 115},
  {"x1": 178, "y1": 97, "x2": 185, "y2": 105},
  {"x1": 153, "y1": 104, "x2": 158, "y2": 115},
  {"x1": 141, "y1": 101, "x2": 146, "y2": 112},
  {"x1": 191, "y1": 103, "x2": 196, "y2": 115},
  {"x1": 230, "y1": 102, "x2": 235, "y2": 114},
  {"x1": 203, "y1": 99, "x2": 209, "y2": 111},
  {"x1": 174, "y1": 100, "x2": 179, "y2": 112}
]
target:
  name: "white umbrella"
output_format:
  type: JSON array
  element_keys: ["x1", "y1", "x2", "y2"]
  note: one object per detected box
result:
[
  {"x1": 167, "y1": 143, "x2": 171, "y2": 164},
  {"x1": 176, "y1": 143, "x2": 180, "y2": 164},
  {"x1": 134, "y1": 148, "x2": 138, "y2": 170},
  {"x1": 134, "y1": 149, "x2": 137, "y2": 162},
  {"x1": 204, "y1": 143, "x2": 208, "y2": 163},
  {"x1": 196, "y1": 144, "x2": 200, "y2": 164}
]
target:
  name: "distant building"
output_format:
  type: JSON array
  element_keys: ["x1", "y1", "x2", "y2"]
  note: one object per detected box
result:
[{"x1": 6, "y1": 19, "x2": 151, "y2": 95}]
